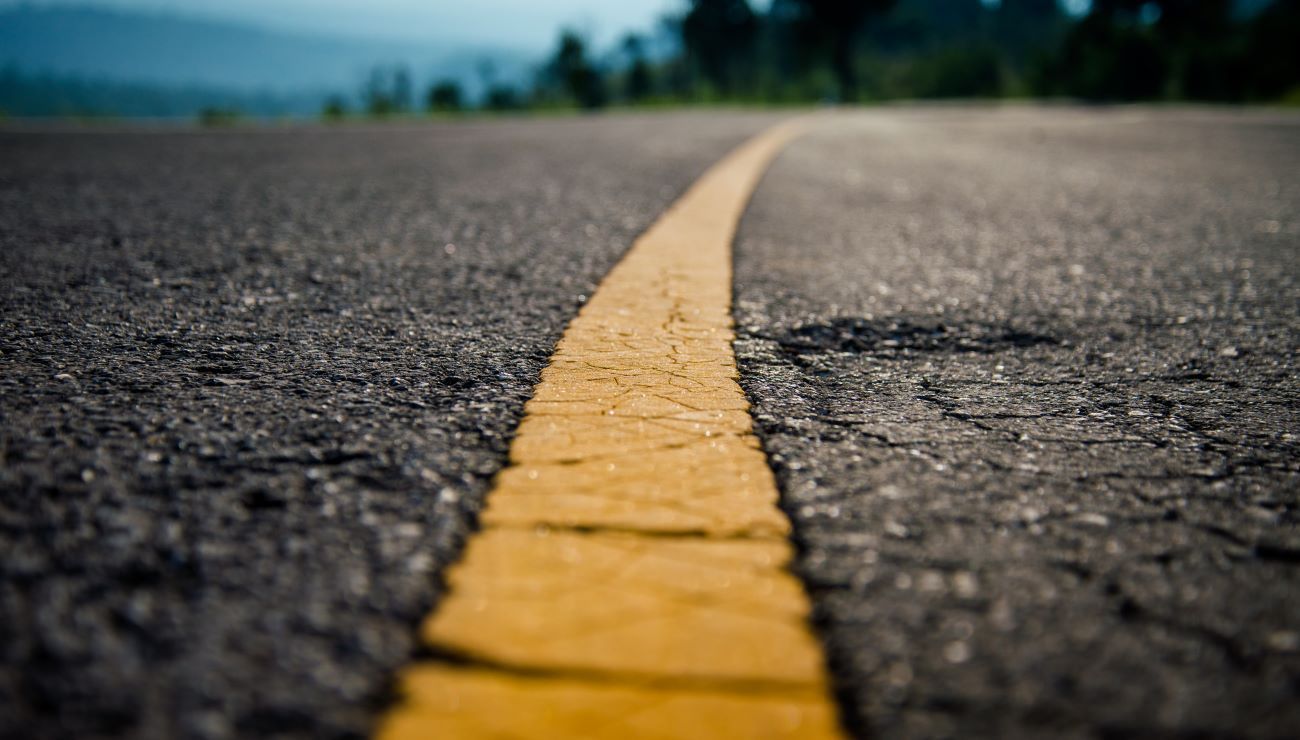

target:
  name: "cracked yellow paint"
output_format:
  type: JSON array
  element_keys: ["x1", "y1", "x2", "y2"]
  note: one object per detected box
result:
[
  {"x1": 423, "y1": 529, "x2": 823, "y2": 682},
  {"x1": 376, "y1": 119, "x2": 845, "y2": 739},
  {"x1": 485, "y1": 440, "x2": 788, "y2": 536}
]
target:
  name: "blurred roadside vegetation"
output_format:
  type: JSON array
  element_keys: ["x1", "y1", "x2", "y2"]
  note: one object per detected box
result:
[
  {"x1": 0, "y1": 65, "x2": 323, "y2": 121},
  {"x1": 319, "y1": 0, "x2": 1300, "y2": 120},
  {"x1": 2, "y1": 0, "x2": 1295, "y2": 123}
]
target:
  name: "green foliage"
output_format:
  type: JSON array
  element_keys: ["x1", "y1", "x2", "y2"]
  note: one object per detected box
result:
[
  {"x1": 540, "y1": 31, "x2": 606, "y2": 109},
  {"x1": 1241, "y1": 0, "x2": 1300, "y2": 101},
  {"x1": 790, "y1": 0, "x2": 897, "y2": 101},
  {"x1": 11, "y1": 0, "x2": 1300, "y2": 122},
  {"x1": 484, "y1": 85, "x2": 524, "y2": 111},
  {"x1": 622, "y1": 34, "x2": 654, "y2": 103},
  {"x1": 308, "y1": 0, "x2": 1300, "y2": 116},
  {"x1": 427, "y1": 80, "x2": 464, "y2": 113},
  {"x1": 393, "y1": 68, "x2": 412, "y2": 111},
  {"x1": 625, "y1": 60, "x2": 654, "y2": 102},
  {"x1": 1044, "y1": 12, "x2": 1167, "y2": 100},
  {"x1": 904, "y1": 44, "x2": 1004, "y2": 99},
  {"x1": 197, "y1": 106, "x2": 240, "y2": 126},
  {"x1": 682, "y1": 0, "x2": 761, "y2": 96},
  {"x1": 363, "y1": 65, "x2": 412, "y2": 118},
  {"x1": 321, "y1": 95, "x2": 348, "y2": 122},
  {"x1": 1029, "y1": 0, "x2": 1300, "y2": 103}
]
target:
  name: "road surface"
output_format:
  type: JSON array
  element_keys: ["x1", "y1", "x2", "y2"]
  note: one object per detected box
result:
[{"x1": 1, "y1": 107, "x2": 1297, "y2": 739}]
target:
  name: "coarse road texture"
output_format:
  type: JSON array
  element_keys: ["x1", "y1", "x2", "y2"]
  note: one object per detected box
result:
[
  {"x1": 733, "y1": 108, "x2": 1300, "y2": 738},
  {"x1": 0, "y1": 113, "x2": 786, "y2": 739},
  {"x1": 0, "y1": 107, "x2": 1297, "y2": 740}
]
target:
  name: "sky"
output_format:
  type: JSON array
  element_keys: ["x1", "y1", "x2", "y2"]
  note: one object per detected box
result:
[{"x1": 9, "y1": 0, "x2": 693, "y2": 51}]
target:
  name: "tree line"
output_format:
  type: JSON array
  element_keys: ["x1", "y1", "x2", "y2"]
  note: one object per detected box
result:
[{"x1": 323, "y1": 0, "x2": 1300, "y2": 119}]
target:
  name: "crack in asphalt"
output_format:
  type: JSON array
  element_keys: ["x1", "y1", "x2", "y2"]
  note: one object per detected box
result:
[{"x1": 733, "y1": 108, "x2": 1300, "y2": 739}]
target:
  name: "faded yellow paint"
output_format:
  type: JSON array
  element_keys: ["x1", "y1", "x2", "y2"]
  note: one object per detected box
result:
[{"x1": 376, "y1": 120, "x2": 844, "y2": 739}]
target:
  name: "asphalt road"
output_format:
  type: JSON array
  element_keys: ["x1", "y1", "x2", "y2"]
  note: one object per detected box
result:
[
  {"x1": 734, "y1": 107, "x2": 1300, "y2": 738},
  {"x1": 2, "y1": 107, "x2": 1298, "y2": 739}
]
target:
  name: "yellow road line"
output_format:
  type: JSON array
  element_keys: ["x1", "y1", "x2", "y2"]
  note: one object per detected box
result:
[{"x1": 376, "y1": 119, "x2": 843, "y2": 739}]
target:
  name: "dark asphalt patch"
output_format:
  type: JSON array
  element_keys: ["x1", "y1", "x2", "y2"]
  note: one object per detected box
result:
[{"x1": 772, "y1": 317, "x2": 1059, "y2": 356}]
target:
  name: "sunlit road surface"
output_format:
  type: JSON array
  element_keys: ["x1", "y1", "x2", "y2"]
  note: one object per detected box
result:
[{"x1": 1, "y1": 107, "x2": 1298, "y2": 739}]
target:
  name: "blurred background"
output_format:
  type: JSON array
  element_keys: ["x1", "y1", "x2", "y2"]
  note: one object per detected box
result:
[{"x1": 1, "y1": 0, "x2": 1297, "y2": 122}]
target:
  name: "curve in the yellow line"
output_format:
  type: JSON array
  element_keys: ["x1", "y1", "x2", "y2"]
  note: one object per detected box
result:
[{"x1": 375, "y1": 117, "x2": 844, "y2": 740}]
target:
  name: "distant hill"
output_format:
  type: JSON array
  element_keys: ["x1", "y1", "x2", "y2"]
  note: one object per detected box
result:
[
  {"x1": 0, "y1": 67, "x2": 332, "y2": 118},
  {"x1": 0, "y1": 4, "x2": 536, "y2": 116}
]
